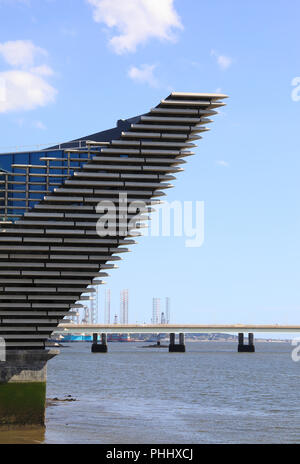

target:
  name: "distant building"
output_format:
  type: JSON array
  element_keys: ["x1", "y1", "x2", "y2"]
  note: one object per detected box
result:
[
  {"x1": 104, "y1": 289, "x2": 111, "y2": 324},
  {"x1": 165, "y1": 297, "x2": 170, "y2": 324},
  {"x1": 152, "y1": 298, "x2": 161, "y2": 324},
  {"x1": 82, "y1": 306, "x2": 90, "y2": 324},
  {"x1": 152, "y1": 297, "x2": 170, "y2": 324},
  {"x1": 120, "y1": 289, "x2": 129, "y2": 324}
]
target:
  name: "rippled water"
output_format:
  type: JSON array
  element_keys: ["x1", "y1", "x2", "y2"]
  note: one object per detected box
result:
[{"x1": 1, "y1": 341, "x2": 300, "y2": 444}]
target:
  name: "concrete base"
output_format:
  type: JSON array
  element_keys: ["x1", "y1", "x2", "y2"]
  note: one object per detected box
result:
[
  {"x1": 169, "y1": 333, "x2": 186, "y2": 352},
  {"x1": 91, "y1": 333, "x2": 108, "y2": 353},
  {"x1": 238, "y1": 345, "x2": 255, "y2": 353},
  {"x1": 237, "y1": 333, "x2": 255, "y2": 353},
  {"x1": 0, "y1": 349, "x2": 59, "y2": 427},
  {"x1": 169, "y1": 344, "x2": 186, "y2": 353},
  {"x1": 91, "y1": 344, "x2": 108, "y2": 353}
]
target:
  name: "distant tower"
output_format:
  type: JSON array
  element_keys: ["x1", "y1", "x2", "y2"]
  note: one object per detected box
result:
[
  {"x1": 120, "y1": 289, "x2": 129, "y2": 324},
  {"x1": 165, "y1": 297, "x2": 170, "y2": 324},
  {"x1": 104, "y1": 289, "x2": 111, "y2": 324},
  {"x1": 161, "y1": 311, "x2": 166, "y2": 324},
  {"x1": 73, "y1": 310, "x2": 80, "y2": 324},
  {"x1": 114, "y1": 314, "x2": 119, "y2": 324},
  {"x1": 90, "y1": 286, "x2": 98, "y2": 324},
  {"x1": 152, "y1": 298, "x2": 161, "y2": 324},
  {"x1": 82, "y1": 306, "x2": 90, "y2": 324},
  {"x1": 69, "y1": 308, "x2": 79, "y2": 324}
]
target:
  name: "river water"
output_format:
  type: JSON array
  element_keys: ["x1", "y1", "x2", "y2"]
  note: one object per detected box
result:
[{"x1": 0, "y1": 341, "x2": 300, "y2": 444}]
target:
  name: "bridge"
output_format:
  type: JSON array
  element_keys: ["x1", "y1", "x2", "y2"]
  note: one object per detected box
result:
[
  {"x1": 56, "y1": 323, "x2": 300, "y2": 354},
  {"x1": 57, "y1": 323, "x2": 300, "y2": 335}
]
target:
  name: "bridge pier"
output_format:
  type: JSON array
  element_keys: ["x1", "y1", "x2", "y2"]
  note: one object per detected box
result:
[
  {"x1": 238, "y1": 333, "x2": 255, "y2": 352},
  {"x1": 0, "y1": 349, "x2": 59, "y2": 428},
  {"x1": 91, "y1": 333, "x2": 108, "y2": 353},
  {"x1": 169, "y1": 333, "x2": 186, "y2": 352}
]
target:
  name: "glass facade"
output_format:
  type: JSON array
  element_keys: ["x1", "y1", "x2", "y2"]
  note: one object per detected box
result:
[
  {"x1": 0, "y1": 149, "x2": 90, "y2": 222},
  {"x1": 0, "y1": 116, "x2": 134, "y2": 222}
]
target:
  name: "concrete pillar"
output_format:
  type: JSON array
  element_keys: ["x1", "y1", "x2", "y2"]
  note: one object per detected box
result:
[
  {"x1": 238, "y1": 333, "x2": 244, "y2": 346},
  {"x1": 0, "y1": 349, "x2": 59, "y2": 428},
  {"x1": 101, "y1": 333, "x2": 107, "y2": 345},
  {"x1": 248, "y1": 333, "x2": 255, "y2": 352},
  {"x1": 92, "y1": 333, "x2": 107, "y2": 353},
  {"x1": 248, "y1": 333, "x2": 254, "y2": 346},
  {"x1": 169, "y1": 333, "x2": 175, "y2": 346},
  {"x1": 169, "y1": 333, "x2": 175, "y2": 352},
  {"x1": 238, "y1": 333, "x2": 255, "y2": 352}
]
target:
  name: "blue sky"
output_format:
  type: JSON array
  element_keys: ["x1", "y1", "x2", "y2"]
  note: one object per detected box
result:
[{"x1": 1, "y1": 0, "x2": 300, "y2": 332}]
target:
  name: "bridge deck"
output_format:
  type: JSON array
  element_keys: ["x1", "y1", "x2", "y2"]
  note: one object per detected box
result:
[{"x1": 56, "y1": 324, "x2": 300, "y2": 334}]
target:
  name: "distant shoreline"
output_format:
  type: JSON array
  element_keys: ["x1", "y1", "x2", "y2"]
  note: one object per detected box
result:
[{"x1": 184, "y1": 338, "x2": 290, "y2": 343}]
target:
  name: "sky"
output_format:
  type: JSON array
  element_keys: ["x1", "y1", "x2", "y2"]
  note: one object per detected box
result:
[{"x1": 0, "y1": 0, "x2": 300, "y2": 334}]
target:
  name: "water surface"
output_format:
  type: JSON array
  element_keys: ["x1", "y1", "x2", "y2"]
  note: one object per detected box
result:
[{"x1": 0, "y1": 341, "x2": 299, "y2": 444}]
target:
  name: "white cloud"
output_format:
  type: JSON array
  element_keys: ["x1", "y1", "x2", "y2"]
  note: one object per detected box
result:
[
  {"x1": 0, "y1": 76, "x2": 5, "y2": 102},
  {"x1": 32, "y1": 120, "x2": 47, "y2": 130},
  {"x1": 215, "y1": 160, "x2": 229, "y2": 167},
  {"x1": 211, "y1": 50, "x2": 233, "y2": 70},
  {"x1": 0, "y1": 70, "x2": 57, "y2": 113},
  {"x1": 30, "y1": 65, "x2": 54, "y2": 76},
  {"x1": 0, "y1": 40, "x2": 56, "y2": 113},
  {"x1": 87, "y1": 0, "x2": 183, "y2": 54},
  {"x1": 217, "y1": 55, "x2": 233, "y2": 70},
  {"x1": 128, "y1": 64, "x2": 158, "y2": 87},
  {"x1": 0, "y1": 40, "x2": 46, "y2": 68}
]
